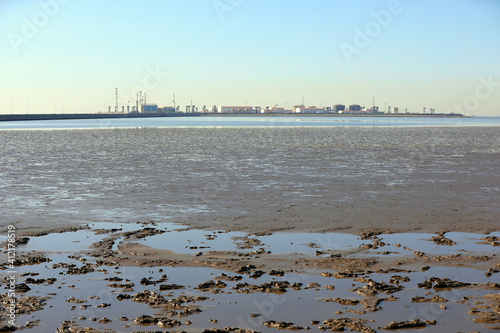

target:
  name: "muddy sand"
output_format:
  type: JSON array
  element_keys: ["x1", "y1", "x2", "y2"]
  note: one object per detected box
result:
[{"x1": 0, "y1": 127, "x2": 499, "y2": 332}]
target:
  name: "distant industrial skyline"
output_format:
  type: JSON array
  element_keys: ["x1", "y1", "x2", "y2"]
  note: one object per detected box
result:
[{"x1": 1, "y1": 0, "x2": 500, "y2": 116}]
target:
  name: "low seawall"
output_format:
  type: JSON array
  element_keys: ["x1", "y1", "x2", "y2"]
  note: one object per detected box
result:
[{"x1": 0, "y1": 113, "x2": 201, "y2": 122}]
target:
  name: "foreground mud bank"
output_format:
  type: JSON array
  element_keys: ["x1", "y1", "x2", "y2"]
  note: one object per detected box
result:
[{"x1": 1, "y1": 222, "x2": 499, "y2": 332}]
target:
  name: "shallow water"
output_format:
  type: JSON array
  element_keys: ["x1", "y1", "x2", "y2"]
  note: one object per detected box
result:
[
  {"x1": 5, "y1": 223, "x2": 498, "y2": 257},
  {"x1": 1, "y1": 115, "x2": 500, "y2": 130}
]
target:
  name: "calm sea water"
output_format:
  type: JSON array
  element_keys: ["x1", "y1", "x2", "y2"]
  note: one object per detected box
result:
[{"x1": 0, "y1": 115, "x2": 499, "y2": 130}]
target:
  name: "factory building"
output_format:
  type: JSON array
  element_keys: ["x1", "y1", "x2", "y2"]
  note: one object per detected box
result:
[
  {"x1": 159, "y1": 106, "x2": 175, "y2": 113},
  {"x1": 141, "y1": 104, "x2": 158, "y2": 113},
  {"x1": 270, "y1": 107, "x2": 285, "y2": 113},
  {"x1": 349, "y1": 104, "x2": 362, "y2": 112},
  {"x1": 294, "y1": 107, "x2": 326, "y2": 114},
  {"x1": 333, "y1": 104, "x2": 345, "y2": 113},
  {"x1": 218, "y1": 106, "x2": 255, "y2": 113}
]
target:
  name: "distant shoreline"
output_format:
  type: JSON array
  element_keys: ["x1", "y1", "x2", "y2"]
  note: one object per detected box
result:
[{"x1": 0, "y1": 112, "x2": 467, "y2": 122}]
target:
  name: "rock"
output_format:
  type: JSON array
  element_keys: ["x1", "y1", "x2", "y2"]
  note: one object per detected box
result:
[
  {"x1": 320, "y1": 297, "x2": 360, "y2": 305},
  {"x1": 197, "y1": 280, "x2": 227, "y2": 290},
  {"x1": 14, "y1": 283, "x2": 31, "y2": 292},
  {"x1": 236, "y1": 264, "x2": 257, "y2": 273},
  {"x1": 350, "y1": 278, "x2": 403, "y2": 296},
  {"x1": 389, "y1": 275, "x2": 410, "y2": 284},
  {"x1": 269, "y1": 270, "x2": 285, "y2": 276},
  {"x1": 97, "y1": 317, "x2": 111, "y2": 324},
  {"x1": 249, "y1": 270, "x2": 265, "y2": 278},
  {"x1": 134, "y1": 315, "x2": 157, "y2": 324},
  {"x1": 263, "y1": 320, "x2": 304, "y2": 330},
  {"x1": 417, "y1": 277, "x2": 471, "y2": 289},
  {"x1": 159, "y1": 284, "x2": 184, "y2": 290},
  {"x1": 216, "y1": 273, "x2": 243, "y2": 281},
  {"x1": 431, "y1": 233, "x2": 456, "y2": 246},
  {"x1": 379, "y1": 319, "x2": 427, "y2": 330},
  {"x1": 322, "y1": 318, "x2": 375, "y2": 333},
  {"x1": 233, "y1": 281, "x2": 302, "y2": 294},
  {"x1": 10, "y1": 254, "x2": 50, "y2": 266},
  {"x1": 360, "y1": 231, "x2": 382, "y2": 240},
  {"x1": 122, "y1": 227, "x2": 165, "y2": 239},
  {"x1": 482, "y1": 236, "x2": 500, "y2": 247},
  {"x1": 411, "y1": 295, "x2": 448, "y2": 303},
  {"x1": 202, "y1": 327, "x2": 258, "y2": 333}
]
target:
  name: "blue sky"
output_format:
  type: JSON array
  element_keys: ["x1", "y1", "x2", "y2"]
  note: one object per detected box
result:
[{"x1": 1, "y1": 0, "x2": 499, "y2": 115}]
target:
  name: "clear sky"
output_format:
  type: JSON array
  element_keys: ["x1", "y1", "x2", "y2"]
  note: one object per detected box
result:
[{"x1": 1, "y1": 0, "x2": 499, "y2": 115}]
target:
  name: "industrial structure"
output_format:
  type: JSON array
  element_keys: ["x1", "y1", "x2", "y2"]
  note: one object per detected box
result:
[{"x1": 107, "y1": 89, "x2": 442, "y2": 116}]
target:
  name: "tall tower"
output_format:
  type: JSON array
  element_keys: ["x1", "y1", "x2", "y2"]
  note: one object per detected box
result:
[{"x1": 115, "y1": 87, "x2": 118, "y2": 113}]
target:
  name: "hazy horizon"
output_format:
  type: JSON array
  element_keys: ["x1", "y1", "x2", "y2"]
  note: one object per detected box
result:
[{"x1": 1, "y1": 0, "x2": 499, "y2": 116}]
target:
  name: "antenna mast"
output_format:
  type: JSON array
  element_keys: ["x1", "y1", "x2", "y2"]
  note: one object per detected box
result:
[{"x1": 115, "y1": 87, "x2": 118, "y2": 113}]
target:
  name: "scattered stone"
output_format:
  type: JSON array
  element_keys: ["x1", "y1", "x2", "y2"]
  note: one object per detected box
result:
[
  {"x1": 333, "y1": 271, "x2": 358, "y2": 279},
  {"x1": 202, "y1": 327, "x2": 258, "y2": 333},
  {"x1": 2, "y1": 237, "x2": 29, "y2": 248},
  {"x1": 20, "y1": 320, "x2": 41, "y2": 330},
  {"x1": 249, "y1": 270, "x2": 265, "y2": 278},
  {"x1": 97, "y1": 317, "x2": 111, "y2": 324},
  {"x1": 417, "y1": 277, "x2": 471, "y2": 289},
  {"x1": 216, "y1": 273, "x2": 243, "y2": 281},
  {"x1": 360, "y1": 231, "x2": 382, "y2": 240},
  {"x1": 379, "y1": 318, "x2": 428, "y2": 330},
  {"x1": 96, "y1": 303, "x2": 111, "y2": 308},
  {"x1": 307, "y1": 282, "x2": 320, "y2": 288},
  {"x1": 8, "y1": 254, "x2": 50, "y2": 267},
  {"x1": 159, "y1": 284, "x2": 184, "y2": 290},
  {"x1": 389, "y1": 275, "x2": 410, "y2": 284},
  {"x1": 55, "y1": 320, "x2": 102, "y2": 332},
  {"x1": 0, "y1": 326, "x2": 16, "y2": 332},
  {"x1": 236, "y1": 264, "x2": 257, "y2": 273},
  {"x1": 140, "y1": 275, "x2": 167, "y2": 285},
  {"x1": 268, "y1": 270, "x2": 285, "y2": 276},
  {"x1": 411, "y1": 295, "x2": 448, "y2": 303},
  {"x1": 66, "y1": 297, "x2": 87, "y2": 304},
  {"x1": 263, "y1": 320, "x2": 303, "y2": 330},
  {"x1": 321, "y1": 318, "x2": 375, "y2": 333},
  {"x1": 350, "y1": 278, "x2": 403, "y2": 296},
  {"x1": 197, "y1": 280, "x2": 227, "y2": 290},
  {"x1": 122, "y1": 227, "x2": 165, "y2": 239},
  {"x1": 0, "y1": 293, "x2": 50, "y2": 315},
  {"x1": 482, "y1": 236, "x2": 500, "y2": 247},
  {"x1": 14, "y1": 283, "x2": 31, "y2": 292},
  {"x1": 233, "y1": 237, "x2": 262, "y2": 249},
  {"x1": 431, "y1": 233, "x2": 456, "y2": 246},
  {"x1": 133, "y1": 315, "x2": 156, "y2": 324},
  {"x1": 319, "y1": 297, "x2": 360, "y2": 305},
  {"x1": 233, "y1": 281, "x2": 302, "y2": 294}
]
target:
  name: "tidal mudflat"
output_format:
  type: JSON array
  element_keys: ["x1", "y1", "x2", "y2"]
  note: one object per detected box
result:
[{"x1": 0, "y1": 127, "x2": 499, "y2": 332}]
